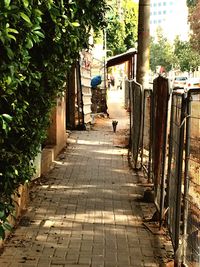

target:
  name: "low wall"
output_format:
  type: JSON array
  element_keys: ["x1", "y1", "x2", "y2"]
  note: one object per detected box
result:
[
  {"x1": 0, "y1": 97, "x2": 67, "y2": 248},
  {"x1": 0, "y1": 184, "x2": 29, "y2": 248}
]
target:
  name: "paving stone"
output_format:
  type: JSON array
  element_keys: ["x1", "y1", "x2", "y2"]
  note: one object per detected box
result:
[{"x1": 0, "y1": 100, "x2": 173, "y2": 267}]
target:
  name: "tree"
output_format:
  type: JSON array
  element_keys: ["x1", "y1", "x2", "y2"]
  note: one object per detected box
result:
[
  {"x1": 150, "y1": 28, "x2": 174, "y2": 72},
  {"x1": 188, "y1": 0, "x2": 200, "y2": 52},
  {"x1": 187, "y1": 0, "x2": 197, "y2": 7},
  {"x1": 173, "y1": 36, "x2": 200, "y2": 72},
  {"x1": 106, "y1": 8, "x2": 126, "y2": 55},
  {"x1": 123, "y1": 0, "x2": 138, "y2": 50},
  {"x1": 106, "y1": 0, "x2": 138, "y2": 55}
]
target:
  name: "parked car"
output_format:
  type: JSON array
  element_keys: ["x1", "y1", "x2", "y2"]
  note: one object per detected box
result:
[
  {"x1": 172, "y1": 76, "x2": 188, "y2": 89},
  {"x1": 184, "y1": 77, "x2": 200, "y2": 91}
]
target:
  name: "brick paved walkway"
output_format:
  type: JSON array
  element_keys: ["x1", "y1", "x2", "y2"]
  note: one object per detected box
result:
[{"x1": 0, "y1": 91, "x2": 173, "y2": 267}]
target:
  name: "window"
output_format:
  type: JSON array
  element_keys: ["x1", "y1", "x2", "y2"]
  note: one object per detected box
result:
[
  {"x1": 163, "y1": 2, "x2": 166, "y2": 6},
  {"x1": 163, "y1": 10, "x2": 166, "y2": 14}
]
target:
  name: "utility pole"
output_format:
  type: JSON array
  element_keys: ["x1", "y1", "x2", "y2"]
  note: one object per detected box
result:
[{"x1": 136, "y1": 0, "x2": 150, "y2": 89}]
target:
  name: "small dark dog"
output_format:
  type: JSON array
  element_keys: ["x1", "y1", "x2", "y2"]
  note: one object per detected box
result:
[{"x1": 112, "y1": 120, "x2": 118, "y2": 132}]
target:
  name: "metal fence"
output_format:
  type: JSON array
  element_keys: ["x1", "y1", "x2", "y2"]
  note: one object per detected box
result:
[
  {"x1": 129, "y1": 78, "x2": 200, "y2": 266},
  {"x1": 167, "y1": 89, "x2": 200, "y2": 266},
  {"x1": 167, "y1": 91, "x2": 186, "y2": 255},
  {"x1": 183, "y1": 89, "x2": 200, "y2": 267},
  {"x1": 129, "y1": 80, "x2": 143, "y2": 169},
  {"x1": 151, "y1": 76, "x2": 169, "y2": 221},
  {"x1": 140, "y1": 89, "x2": 152, "y2": 182}
]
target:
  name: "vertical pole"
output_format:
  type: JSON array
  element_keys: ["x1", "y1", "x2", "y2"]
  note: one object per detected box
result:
[
  {"x1": 148, "y1": 90, "x2": 153, "y2": 183},
  {"x1": 159, "y1": 80, "x2": 169, "y2": 229},
  {"x1": 76, "y1": 59, "x2": 85, "y2": 129},
  {"x1": 174, "y1": 95, "x2": 186, "y2": 266},
  {"x1": 66, "y1": 63, "x2": 76, "y2": 129},
  {"x1": 75, "y1": 62, "x2": 81, "y2": 127},
  {"x1": 182, "y1": 95, "x2": 191, "y2": 265},
  {"x1": 103, "y1": 28, "x2": 107, "y2": 91},
  {"x1": 136, "y1": 0, "x2": 150, "y2": 89}
]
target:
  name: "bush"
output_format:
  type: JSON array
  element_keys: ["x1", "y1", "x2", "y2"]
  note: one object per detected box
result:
[{"x1": 0, "y1": 0, "x2": 108, "y2": 239}]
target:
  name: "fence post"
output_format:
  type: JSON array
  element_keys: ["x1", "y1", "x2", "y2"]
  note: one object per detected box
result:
[
  {"x1": 174, "y1": 94, "x2": 187, "y2": 266},
  {"x1": 182, "y1": 93, "x2": 191, "y2": 265}
]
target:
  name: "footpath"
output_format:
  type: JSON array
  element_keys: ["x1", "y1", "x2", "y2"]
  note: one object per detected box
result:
[{"x1": 0, "y1": 90, "x2": 173, "y2": 267}]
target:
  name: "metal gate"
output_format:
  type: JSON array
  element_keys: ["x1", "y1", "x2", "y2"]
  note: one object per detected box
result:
[
  {"x1": 129, "y1": 80, "x2": 143, "y2": 169},
  {"x1": 152, "y1": 76, "x2": 169, "y2": 221},
  {"x1": 167, "y1": 91, "x2": 186, "y2": 255}
]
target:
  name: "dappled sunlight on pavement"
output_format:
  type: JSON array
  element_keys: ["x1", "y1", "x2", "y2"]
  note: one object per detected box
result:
[{"x1": 0, "y1": 94, "x2": 174, "y2": 267}]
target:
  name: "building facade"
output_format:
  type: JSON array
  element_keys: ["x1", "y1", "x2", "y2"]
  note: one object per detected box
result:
[{"x1": 150, "y1": 0, "x2": 189, "y2": 41}]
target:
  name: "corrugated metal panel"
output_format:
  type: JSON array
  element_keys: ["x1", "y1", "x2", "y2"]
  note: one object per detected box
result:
[{"x1": 80, "y1": 51, "x2": 92, "y2": 124}]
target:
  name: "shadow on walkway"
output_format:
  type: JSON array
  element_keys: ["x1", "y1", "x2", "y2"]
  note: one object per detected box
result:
[{"x1": 0, "y1": 90, "x2": 173, "y2": 267}]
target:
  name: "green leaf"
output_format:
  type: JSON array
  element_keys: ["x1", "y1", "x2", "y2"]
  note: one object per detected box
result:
[
  {"x1": 0, "y1": 210, "x2": 5, "y2": 219},
  {"x1": 6, "y1": 76, "x2": 12, "y2": 85},
  {"x1": 0, "y1": 226, "x2": 5, "y2": 240},
  {"x1": 34, "y1": 31, "x2": 45, "y2": 38},
  {"x1": 26, "y1": 38, "x2": 33, "y2": 49},
  {"x1": 33, "y1": 26, "x2": 41, "y2": 31},
  {"x1": 2, "y1": 114, "x2": 12, "y2": 122},
  {"x1": 7, "y1": 28, "x2": 19, "y2": 34},
  {"x1": 34, "y1": 8, "x2": 43, "y2": 16},
  {"x1": 20, "y1": 12, "x2": 31, "y2": 24},
  {"x1": 6, "y1": 47, "x2": 14, "y2": 59},
  {"x1": 4, "y1": 0, "x2": 11, "y2": 8},
  {"x1": 62, "y1": 14, "x2": 68, "y2": 20},
  {"x1": 7, "y1": 34, "x2": 16, "y2": 41},
  {"x1": 23, "y1": 0, "x2": 29, "y2": 8},
  {"x1": 2, "y1": 120, "x2": 6, "y2": 130},
  {"x1": 3, "y1": 222, "x2": 12, "y2": 232},
  {"x1": 71, "y1": 22, "x2": 80, "y2": 27}
]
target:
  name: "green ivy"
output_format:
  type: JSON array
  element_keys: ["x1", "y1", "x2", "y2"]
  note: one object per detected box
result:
[{"x1": 0, "y1": 0, "x2": 108, "y2": 239}]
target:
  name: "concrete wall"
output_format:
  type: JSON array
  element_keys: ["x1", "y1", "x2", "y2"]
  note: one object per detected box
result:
[
  {"x1": 0, "y1": 184, "x2": 29, "y2": 248},
  {"x1": 41, "y1": 96, "x2": 67, "y2": 175}
]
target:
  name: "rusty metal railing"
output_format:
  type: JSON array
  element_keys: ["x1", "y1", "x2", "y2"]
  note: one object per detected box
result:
[
  {"x1": 166, "y1": 91, "x2": 186, "y2": 261},
  {"x1": 140, "y1": 89, "x2": 153, "y2": 183},
  {"x1": 151, "y1": 76, "x2": 170, "y2": 224},
  {"x1": 182, "y1": 89, "x2": 200, "y2": 267},
  {"x1": 129, "y1": 80, "x2": 143, "y2": 169},
  {"x1": 128, "y1": 80, "x2": 199, "y2": 266}
]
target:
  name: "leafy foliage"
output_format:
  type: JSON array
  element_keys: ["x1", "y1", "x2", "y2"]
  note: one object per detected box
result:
[
  {"x1": 123, "y1": 0, "x2": 138, "y2": 50},
  {"x1": 150, "y1": 28, "x2": 200, "y2": 73},
  {"x1": 186, "y1": 0, "x2": 197, "y2": 7},
  {"x1": 106, "y1": 0, "x2": 138, "y2": 55},
  {"x1": 188, "y1": 0, "x2": 200, "y2": 52},
  {"x1": 106, "y1": 8, "x2": 126, "y2": 55},
  {"x1": 173, "y1": 36, "x2": 200, "y2": 72},
  {"x1": 150, "y1": 28, "x2": 174, "y2": 72},
  {"x1": 0, "y1": 0, "x2": 108, "y2": 239}
]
